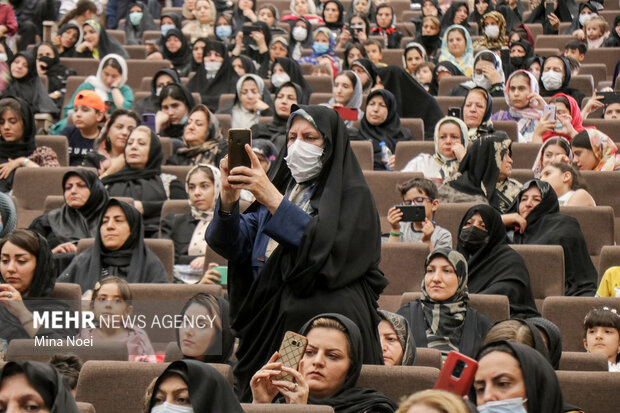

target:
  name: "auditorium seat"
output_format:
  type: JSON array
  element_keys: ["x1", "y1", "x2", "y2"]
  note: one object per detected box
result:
[
  {"x1": 534, "y1": 35, "x2": 574, "y2": 49},
  {"x1": 437, "y1": 76, "x2": 470, "y2": 96},
  {"x1": 62, "y1": 76, "x2": 88, "y2": 118},
  {"x1": 490, "y1": 97, "x2": 509, "y2": 113},
  {"x1": 509, "y1": 168, "x2": 534, "y2": 184},
  {"x1": 579, "y1": 64, "x2": 607, "y2": 85},
  {"x1": 107, "y1": 30, "x2": 126, "y2": 45},
  {"x1": 160, "y1": 137, "x2": 173, "y2": 162},
  {"x1": 559, "y1": 351, "x2": 608, "y2": 371},
  {"x1": 533, "y1": 48, "x2": 560, "y2": 58},
  {"x1": 557, "y1": 371, "x2": 620, "y2": 413},
  {"x1": 560, "y1": 206, "x2": 615, "y2": 269},
  {"x1": 582, "y1": 48, "x2": 620, "y2": 80},
  {"x1": 214, "y1": 114, "x2": 232, "y2": 138},
  {"x1": 582, "y1": 119, "x2": 620, "y2": 141},
  {"x1": 379, "y1": 243, "x2": 429, "y2": 296},
  {"x1": 124, "y1": 45, "x2": 147, "y2": 59},
  {"x1": 35, "y1": 135, "x2": 69, "y2": 166},
  {"x1": 433, "y1": 202, "x2": 479, "y2": 247},
  {"x1": 542, "y1": 296, "x2": 620, "y2": 351},
  {"x1": 12, "y1": 167, "x2": 97, "y2": 228},
  {"x1": 77, "y1": 402, "x2": 95, "y2": 413},
  {"x1": 161, "y1": 165, "x2": 191, "y2": 182},
  {"x1": 218, "y1": 93, "x2": 235, "y2": 111},
  {"x1": 414, "y1": 348, "x2": 442, "y2": 369},
  {"x1": 510, "y1": 245, "x2": 565, "y2": 311},
  {"x1": 350, "y1": 140, "x2": 374, "y2": 170},
  {"x1": 492, "y1": 121, "x2": 518, "y2": 141},
  {"x1": 59, "y1": 59, "x2": 99, "y2": 77},
  {"x1": 6, "y1": 339, "x2": 129, "y2": 363},
  {"x1": 161, "y1": 199, "x2": 191, "y2": 218},
  {"x1": 44, "y1": 195, "x2": 133, "y2": 213},
  {"x1": 241, "y1": 406, "x2": 335, "y2": 412},
  {"x1": 436, "y1": 96, "x2": 465, "y2": 116},
  {"x1": 568, "y1": 75, "x2": 594, "y2": 100},
  {"x1": 76, "y1": 238, "x2": 175, "y2": 282},
  {"x1": 400, "y1": 292, "x2": 510, "y2": 323},
  {"x1": 50, "y1": 282, "x2": 82, "y2": 302},
  {"x1": 363, "y1": 171, "x2": 423, "y2": 222},
  {"x1": 402, "y1": 118, "x2": 425, "y2": 140},
  {"x1": 306, "y1": 75, "x2": 333, "y2": 93},
  {"x1": 356, "y1": 365, "x2": 439, "y2": 404},
  {"x1": 524, "y1": 23, "x2": 542, "y2": 36},
  {"x1": 76, "y1": 361, "x2": 232, "y2": 413},
  {"x1": 580, "y1": 171, "x2": 620, "y2": 243},
  {"x1": 164, "y1": 341, "x2": 183, "y2": 362},
  {"x1": 393, "y1": 141, "x2": 433, "y2": 170},
  {"x1": 309, "y1": 93, "x2": 332, "y2": 105},
  {"x1": 511, "y1": 143, "x2": 539, "y2": 168},
  {"x1": 599, "y1": 245, "x2": 620, "y2": 283}
]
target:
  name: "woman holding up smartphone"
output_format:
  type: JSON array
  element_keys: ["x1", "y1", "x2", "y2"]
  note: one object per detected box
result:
[{"x1": 206, "y1": 104, "x2": 387, "y2": 401}]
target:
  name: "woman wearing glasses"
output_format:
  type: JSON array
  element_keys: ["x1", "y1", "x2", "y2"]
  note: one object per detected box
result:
[{"x1": 387, "y1": 177, "x2": 452, "y2": 251}]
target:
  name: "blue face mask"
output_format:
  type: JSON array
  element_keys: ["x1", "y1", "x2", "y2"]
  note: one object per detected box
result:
[
  {"x1": 477, "y1": 398, "x2": 528, "y2": 413},
  {"x1": 161, "y1": 24, "x2": 175, "y2": 36},
  {"x1": 312, "y1": 42, "x2": 329, "y2": 55},
  {"x1": 129, "y1": 11, "x2": 143, "y2": 25},
  {"x1": 215, "y1": 25, "x2": 232, "y2": 39},
  {"x1": 180, "y1": 115, "x2": 188, "y2": 124}
]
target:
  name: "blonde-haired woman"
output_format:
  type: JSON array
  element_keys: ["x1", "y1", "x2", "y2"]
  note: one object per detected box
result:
[{"x1": 397, "y1": 390, "x2": 470, "y2": 413}]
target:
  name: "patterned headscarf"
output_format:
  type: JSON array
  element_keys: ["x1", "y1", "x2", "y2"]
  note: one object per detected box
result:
[
  {"x1": 473, "y1": 11, "x2": 508, "y2": 50},
  {"x1": 572, "y1": 129, "x2": 620, "y2": 172},
  {"x1": 532, "y1": 137, "x2": 572, "y2": 178},
  {"x1": 433, "y1": 116, "x2": 469, "y2": 181},
  {"x1": 420, "y1": 248, "x2": 469, "y2": 354},
  {"x1": 505, "y1": 70, "x2": 543, "y2": 143},
  {"x1": 378, "y1": 310, "x2": 416, "y2": 366},
  {"x1": 186, "y1": 164, "x2": 221, "y2": 256},
  {"x1": 438, "y1": 25, "x2": 474, "y2": 76}
]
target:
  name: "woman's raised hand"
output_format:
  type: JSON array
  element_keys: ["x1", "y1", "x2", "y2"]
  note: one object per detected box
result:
[
  {"x1": 271, "y1": 361, "x2": 310, "y2": 405},
  {"x1": 219, "y1": 155, "x2": 241, "y2": 211},
  {"x1": 250, "y1": 352, "x2": 284, "y2": 403}
]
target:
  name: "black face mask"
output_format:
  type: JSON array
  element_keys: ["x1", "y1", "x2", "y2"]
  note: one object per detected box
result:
[
  {"x1": 459, "y1": 225, "x2": 489, "y2": 253},
  {"x1": 510, "y1": 56, "x2": 524, "y2": 68},
  {"x1": 38, "y1": 55, "x2": 55, "y2": 70}
]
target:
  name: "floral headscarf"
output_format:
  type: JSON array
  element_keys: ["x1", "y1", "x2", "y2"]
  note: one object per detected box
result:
[
  {"x1": 473, "y1": 11, "x2": 507, "y2": 50},
  {"x1": 438, "y1": 25, "x2": 474, "y2": 76},
  {"x1": 573, "y1": 129, "x2": 620, "y2": 172}
]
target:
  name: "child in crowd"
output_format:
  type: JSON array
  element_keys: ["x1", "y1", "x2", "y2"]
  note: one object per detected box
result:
[
  {"x1": 363, "y1": 38, "x2": 387, "y2": 67},
  {"x1": 563, "y1": 40, "x2": 587, "y2": 62},
  {"x1": 59, "y1": 90, "x2": 105, "y2": 166},
  {"x1": 369, "y1": 3, "x2": 403, "y2": 49},
  {"x1": 597, "y1": 266, "x2": 620, "y2": 297},
  {"x1": 583, "y1": 307, "x2": 620, "y2": 371},
  {"x1": 415, "y1": 61, "x2": 435, "y2": 92},
  {"x1": 76, "y1": 276, "x2": 157, "y2": 363},
  {"x1": 583, "y1": 17, "x2": 609, "y2": 49},
  {"x1": 386, "y1": 178, "x2": 452, "y2": 250},
  {"x1": 49, "y1": 354, "x2": 82, "y2": 397}
]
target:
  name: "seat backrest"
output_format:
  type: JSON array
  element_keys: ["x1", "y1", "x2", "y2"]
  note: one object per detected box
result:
[
  {"x1": 559, "y1": 351, "x2": 609, "y2": 371},
  {"x1": 159, "y1": 137, "x2": 173, "y2": 162},
  {"x1": 599, "y1": 245, "x2": 620, "y2": 283},
  {"x1": 568, "y1": 75, "x2": 593, "y2": 101},
  {"x1": 510, "y1": 245, "x2": 564, "y2": 309},
  {"x1": 582, "y1": 48, "x2": 620, "y2": 80},
  {"x1": 534, "y1": 47, "x2": 561, "y2": 58},
  {"x1": 124, "y1": 45, "x2": 147, "y2": 59},
  {"x1": 214, "y1": 113, "x2": 232, "y2": 138},
  {"x1": 126, "y1": 60, "x2": 172, "y2": 90},
  {"x1": 363, "y1": 171, "x2": 423, "y2": 216},
  {"x1": 62, "y1": 76, "x2": 88, "y2": 116},
  {"x1": 580, "y1": 171, "x2": 620, "y2": 215},
  {"x1": 107, "y1": 30, "x2": 125, "y2": 44},
  {"x1": 511, "y1": 143, "x2": 540, "y2": 169},
  {"x1": 414, "y1": 348, "x2": 442, "y2": 369},
  {"x1": 35, "y1": 135, "x2": 69, "y2": 166},
  {"x1": 436, "y1": 96, "x2": 465, "y2": 116},
  {"x1": 382, "y1": 49, "x2": 406, "y2": 66},
  {"x1": 394, "y1": 141, "x2": 434, "y2": 170},
  {"x1": 524, "y1": 22, "x2": 542, "y2": 36},
  {"x1": 492, "y1": 120, "x2": 518, "y2": 142},
  {"x1": 437, "y1": 76, "x2": 470, "y2": 96},
  {"x1": 560, "y1": 206, "x2": 614, "y2": 257},
  {"x1": 161, "y1": 165, "x2": 192, "y2": 183},
  {"x1": 534, "y1": 34, "x2": 575, "y2": 49},
  {"x1": 308, "y1": 93, "x2": 332, "y2": 105},
  {"x1": 401, "y1": 118, "x2": 425, "y2": 141},
  {"x1": 164, "y1": 341, "x2": 183, "y2": 362},
  {"x1": 379, "y1": 243, "x2": 429, "y2": 295},
  {"x1": 557, "y1": 371, "x2": 620, "y2": 413},
  {"x1": 306, "y1": 75, "x2": 332, "y2": 93},
  {"x1": 433, "y1": 202, "x2": 479, "y2": 247},
  {"x1": 44, "y1": 195, "x2": 133, "y2": 212},
  {"x1": 241, "y1": 405, "x2": 335, "y2": 412},
  {"x1": 59, "y1": 59, "x2": 99, "y2": 77},
  {"x1": 161, "y1": 199, "x2": 191, "y2": 218},
  {"x1": 350, "y1": 140, "x2": 373, "y2": 170},
  {"x1": 542, "y1": 296, "x2": 620, "y2": 351},
  {"x1": 582, "y1": 119, "x2": 620, "y2": 141},
  {"x1": 509, "y1": 168, "x2": 534, "y2": 184},
  {"x1": 356, "y1": 365, "x2": 439, "y2": 404},
  {"x1": 76, "y1": 238, "x2": 175, "y2": 281},
  {"x1": 49, "y1": 282, "x2": 82, "y2": 301},
  {"x1": 400, "y1": 292, "x2": 510, "y2": 323},
  {"x1": 6, "y1": 339, "x2": 129, "y2": 362},
  {"x1": 76, "y1": 402, "x2": 96, "y2": 413},
  {"x1": 580, "y1": 64, "x2": 607, "y2": 84}
]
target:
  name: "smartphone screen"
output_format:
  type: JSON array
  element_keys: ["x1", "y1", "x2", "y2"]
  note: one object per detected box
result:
[
  {"x1": 228, "y1": 128, "x2": 252, "y2": 169},
  {"x1": 545, "y1": 1, "x2": 554, "y2": 16},
  {"x1": 543, "y1": 104, "x2": 556, "y2": 121},
  {"x1": 448, "y1": 107, "x2": 461, "y2": 119}
]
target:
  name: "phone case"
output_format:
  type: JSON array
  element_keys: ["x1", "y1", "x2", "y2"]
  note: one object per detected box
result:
[
  {"x1": 228, "y1": 129, "x2": 252, "y2": 169},
  {"x1": 434, "y1": 351, "x2": 478, "y2": 396},
  {"x1": 277, "y1": 331, "x2": 308, "y2": 382},
  {"x1": 333, "y1": 106, "x2": 359, "y2": 121},
  {"x1": 543, "y1": 105, "x2": 556, "y2": 121},
  {"x1": 396, "y1": 205, "x2": 426, "y2": 222}
]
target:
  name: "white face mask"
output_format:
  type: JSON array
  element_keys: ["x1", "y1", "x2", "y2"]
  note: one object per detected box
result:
[
  {"x1": 271, "y1": 73, "x2": 291, "y2": 88},
  {"x1": 579, "y1": 13, "x2": 593, "y2": 26},
  {"x1": 484, "y1": 24, "x2": 500, "y2": 38},
  {"x1": 155, "y1": 86, "x2": 163, "y2": 96},
  {"x1": 474, "y1": 73, "x2": 492, "y2": 90},
  {"x1": 477, "y1": 398, "x2": 528, "y2": 413},
  {"x1": 292, "y1": 26, "x2": 308, "y2": 41},
  {"x1": 204, "y1": 61, "x2": 222, "y2": 72},
  {"x1": 151, "y1": 402, "x2": 194, "y2": 413},
  {"x1": 284, "y1": 139, "x2": 324, "y2": 183},
  {"x1": 541, "y1": 70, "x2": 563, "y2": 91}
]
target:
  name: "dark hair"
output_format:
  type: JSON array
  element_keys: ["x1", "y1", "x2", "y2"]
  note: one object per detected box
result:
[
  {"x1": 363, "y1": 38, "x2": 383, "y2": 51},
  {"x1": 543, "y1": 137, "x2": 571, "y2": 158},
  {"x1": 348, "y1": 12, "x2": 370, "y2": 35},
  {"x1": 483, "y1": 320, "x2": 534, "y2": 347},
  {"x1": 0, "y1": 229, "x2": 41, "y2": 260},
  {"x1": 159, "y1": 83, "x2": 191, "y2": 109},
  {"x1": 102, "y1": 57, "x2": 123, "y2": 74},
  {"x1": 547, "y1": 162, "x2": 587, "y2": 191},
  {"x1": 583, "y1": 307, "x2": 620, "y2": 338},
  {"x1": 100, "y1": 109, "x2": 141, "y2": 152},
  {"x1": 344, "y1": 43, "x2": 367, "y2": 68},
  {"x1": 477, "y1": 342, "x2": 516, "y2": 360},
  {"x1": 415, "y1": 61, "x2": 436, "y2": 74},
  {"x1": 549, "y1": 95, "x2": 570, "y2": 110},
  {"x1": 335, "y1": 70, "x2": 358, "y2": 88},
  {"x1": 58, "y1": 0, "x2": 97, "y2": 27},
  {"x1": 510, "y1": 71, "x2": 531, "y2": 84},
  {"x1": 564, "y1": 39, "x2": 587, "y2": 55},
  {"x1": 0, "y1": 97, "x2": 24, "y2": 129},
  {"x1": 49, "y1": 354, "x2": 83, "y2": 391},
  {"x1": 565, "y1": 55, "x2": 580, "y2": 73},
  {"x1": 187, "y1": 164, "x2": 215, "y2": 183},
  {"x1": 476, "y1": 52, "x2": 496, "y2": 66},
  {"x1": 375, "y1": 2, "x2": 393, "y2": 15},
  {"x1": 90, "y1": 276, "x2": 133, "y2": 307},
  {"x1": 397, "y1": 177, "x2": 439, "y2": 199}
]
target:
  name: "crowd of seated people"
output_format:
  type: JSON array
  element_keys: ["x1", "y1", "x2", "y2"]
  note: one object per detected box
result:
[{"x1": 0, "y1": 0, "x2": 619, "y2": 411}]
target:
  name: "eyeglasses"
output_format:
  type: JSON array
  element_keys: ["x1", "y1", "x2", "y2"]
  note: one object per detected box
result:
[{"x1": 403, "y1": 197, "x2": 432, "y2": 205}]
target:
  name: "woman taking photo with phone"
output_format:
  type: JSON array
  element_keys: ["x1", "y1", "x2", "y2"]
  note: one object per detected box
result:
[{"x1": 206, "y1": 104, "x2": 387, "y2": 401}]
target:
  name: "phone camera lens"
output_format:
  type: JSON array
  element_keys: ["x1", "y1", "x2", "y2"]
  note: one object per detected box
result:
[{"x1": 292, "y1": 340, "x2": 297, "y2": 346}]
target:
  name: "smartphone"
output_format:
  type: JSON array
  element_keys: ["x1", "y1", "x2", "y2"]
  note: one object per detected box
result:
[
  {"x1": 396, "y1": 205, "x2": 426, "y2": 222},
  {"x1": 600, "y1": 91, "x2": 620, "y2": 104},
  {"x1": 228, "y1": 128, "x2": 252, "y2": 170},
  {"x1": 142, "y1": 113, "x2": 156, "y2": 132},
  {"x1": 545, "y1": 1, "x2": 555, "y2": 16},
  {"x1": 277, "y1": 331, "x2": 308, "y2": 382},
  {"x1": 434, "y1": 351, "x2": 478, "y2": 396},
  {"x1": 448, "y1": 107, "x2": 461, "y2": 119},
  {"x1": 212, "y1": 265, "x2": 228, "y2": 285},
  {"x1": 242, "y1": 25, "x2": 261, "y2": 46},
  {"x1": 333, "y1": 106, "x2": 359, "y2": 121},
  {"x1": 543, "y1": 104, "x2": 556, "y2": 121}
]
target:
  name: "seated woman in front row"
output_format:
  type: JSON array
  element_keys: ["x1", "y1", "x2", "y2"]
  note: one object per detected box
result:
[
  {"x1": 251, "y1": 314, "x2": 397, "y2": 411},
  {"x1": 397, "y1": 248, "x2": 492, "y2": 358}
]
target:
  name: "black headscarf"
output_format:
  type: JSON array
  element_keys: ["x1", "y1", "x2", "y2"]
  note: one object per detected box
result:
[
  {"x1": 0, "y1": 96, "x2": 36, "y2": 192},
  {"x1": 271, "y1": 57, "x2": 313, "y2": 104},
  {"x1": 287, "y1": 16, "x2": 314, "y2": 51},
  {"x1": 359, "y1": 89, "x2": 414, "y2": 169},
  {"x1": 377, "y1": 310, "x2": 416, "y2": 366},
  {"x1": 508, "y1": 40, "x2": 533, "y2": 71},
  {"x1": 148, "y1": 360, "x2": 244, "y2": 412},
  {"x1": 350, "y1": 58, "x2": 378, "y2": 91},
  {"x1": 161, "y1": 11, "x2": 183, "y2": 29},
  {"x1": 298, "y1": 314, "x2": 397, "y2": 412},
  {"x1": 0, "y1": 361, "x2": 80, "y2": 413},
  {"x1": 132, "y1": 67, "x2": 181, "y2": 115},
  {"x1": 511, "y1": 179, "x2": 597, "y2": 296},
  {"x1": 474, "y1": 341, "x2": 563, "y2": 413},
  {"x1": 429, "y1": 61, "x2": 464, "y2": 96},
  {"x1": 526, "y1": 0, "x2": 576, "y2": 33},
  {"x1": 59, "y1": 199, "x2": 169, "y2": 291},
  {"x1": 124, "y1": 2, "x2": 157, "y2": 45},
  {"x1": 539, "y1": 55, "x2": 585, "y2": 104},
  {"x1": 604, "y1": 14, "x2": 620, "y2": 47},
  {"x1": 376, "y1": 65, "x2": 444, "y2": 140},
  {"x1": 57, "y1": 23, "x2": 81, "y2": 57},
  {"x1": 187, "y1": 39, "x2": 239, "y2": 112},
  {"x1": 219, "y1": 105, "x2": 388, "y2": 400},
  {"x1": 3, "y1": 51, "x2": 58, "y2": 116},
  {"x1": 456, "y1": 205, "x2": 539, "y2": 318},
  {"x1": 441, "y1": 2, "x2": 474, "y2": 35},
  {"x1": 446, "y1": 135, "x2": 513, "y2": 210},
  {"x1": 191, "y1": 37, "x2": 209, "y2": 72},
  {"x1": 528, "y1": 317, "x2": 562, "y2": 369},
  {"x1": 235, "y1": 54, "x2": 257, "y2": 74},
  {"x1": 232, "y1": 0, "x2": 256, "y2": 31},
  {"x1": 469, "y1": 0, "x2": 494, "y2": 33},
  {"x1": 47, "y1": 169, "x2": 110, "y2": 244},
  {"x1": 159, "y1": 83, "x2": 197, "y2": 140},
  {"x1": 323, "y1": 0, "x2": 344, "y2": 30},
  {"x1": 162, "y1": 28, "x2": 192, "y2": 75},
  {"x1": 81, "y1": 19, "x2": 129, "y2": 59},
  {"x1": 176, "y1": 294, "x2": 235, "y2": 364}
]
